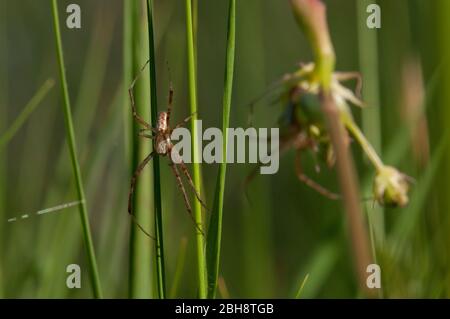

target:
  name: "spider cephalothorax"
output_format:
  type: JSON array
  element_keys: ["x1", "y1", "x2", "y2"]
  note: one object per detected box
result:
[
  {"x1": 155, "y1": 112, "x2": 172, "y2": 155},
  {"x1": 127, "y1": 61, "x2": 207, "y2": 237}
]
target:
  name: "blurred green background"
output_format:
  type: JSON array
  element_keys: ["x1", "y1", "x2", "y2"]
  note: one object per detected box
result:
[{"x1": 0, "y1": 0, "x2": 449, "y2": 298}]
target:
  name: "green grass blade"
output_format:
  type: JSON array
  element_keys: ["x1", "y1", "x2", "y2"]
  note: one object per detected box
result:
[
  {"x1": 390, "y1": 137, "x2": 447, "y2": 252},
  {"x1": 147, "y1": 0, "x2": 166, "y2": 299},
  {"x1": 0, "y1": 79, "x2": 54, "y2": 151},
  {"x1": 127, "y1": 0, "x2": 153, "y2": 299},
  {"x1": 192, "y1": 0, "x2": 198, "y2": 66},
  {"x1": 73, "y1": 9, "x2": 115, "y2": 148},
  {"x1": 169, "y1": 237, "x2": 188, "y2": 298},
  {"x1": 33, "y1": 4, "x2": 116, "y2": 298},
  {"x1": 293, "y1": 241, "x2": 340, "y2": 299},
  {"x1": 123, "y1": 0, "x2": 133, "y2": 298},
  {"x1": 185, "y1": 0, "x2": 207, "y2": 298},
  {"x1": 295, "y1": 273, "x2": 310, "y2": 299},
  {"x1": 50, "y1": 0, "x2": 102, "y2": 298},
  {"x1": 0, "y1": 0, "x2": 6, "y2": 296},
  {"x1": 123, "y1": 1, "x2": 133, "y2": 167},
  {"x1": 357, "y1": 0, "x2": 385, "y2": 247},
  {"x1": 206, "y1": 0, "x2": 236, "y2": 299}
]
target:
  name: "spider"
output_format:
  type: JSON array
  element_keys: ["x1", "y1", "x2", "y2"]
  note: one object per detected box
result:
[{"x1": 127, "y1": 61, "x2": 207, "y2": 237}]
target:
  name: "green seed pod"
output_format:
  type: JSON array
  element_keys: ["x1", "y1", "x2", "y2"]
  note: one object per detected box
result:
[{"x1": 373, "y1": 166, "x2": 410, "y2": 207}]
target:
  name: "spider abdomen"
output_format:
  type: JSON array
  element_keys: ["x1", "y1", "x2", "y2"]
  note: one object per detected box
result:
[{"x1": 157, "y1": 111, "x2": 168, "y2": 131}]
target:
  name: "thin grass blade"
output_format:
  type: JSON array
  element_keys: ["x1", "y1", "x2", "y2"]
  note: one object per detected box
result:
[
  {"x1": 0, "y1": 79, "x2": 54, "y2": 151},
  {"x1": 185, "y1": 0, "x2": 207, "y2": 298},
  {"x1": 50, "y1": 0, "x2": 102, "y2": 298},
  {"x1": 147, "y1": 0, "x2": 166, "y2": 299},
  {"x1": 206, "y1": 0, "x2": 236, "y2": 299}
]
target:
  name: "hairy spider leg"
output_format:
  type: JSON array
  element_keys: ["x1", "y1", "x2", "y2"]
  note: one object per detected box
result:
[
  {"x1": 169, "y1": 147, "x2": 209, "y2": 211},
  {"x1": 246, "y1": 64, "x2": 314, "y2": 126},
  {"x1": 177, "y1": 158, "x2": 209, "y2": 211},
  {"x1": 334, "y1": 71, "x2": 363, "y2": 99},
  {"x1": 173, "y1": 113, "x2": 196, "y2": 130},
  {"x1": 165, "y1": 61, "x2": 174, "y2": 125},
  {"x1": 166, "y1": 82, "x2": 174, "y2": 126},
  {"x1": 294, "y1": 150, "x2": 340, "y2": 200},
  {"x1": 139, "y1": 132, "x2": 154, "y2": 139},
  {"x1": 128, "y1": 60, "x2": 153, "y2": 130}
]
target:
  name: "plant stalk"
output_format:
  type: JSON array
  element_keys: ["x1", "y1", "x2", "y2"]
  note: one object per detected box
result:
[
  {"x1": 146, "y1": 0, "x2": 166, "y2": 299},
  {"x1": 206, "y1": 0, "x2": 236, "y2": 298},
  {"x1": 126, "y1": 0, "x2": 153, "y2": 298},
  {"x1": 290, "y1": 0, "x2": 374, "y2": 297},
  {"x1": 341, "y1": 114, "x2": 384, "y2": 171},
  {"x1": 185, "y1": 0, "x2": 207, "y2": 298},
  {"x1": 356, "y1": 0, "x2": 385, "y2": 251}
]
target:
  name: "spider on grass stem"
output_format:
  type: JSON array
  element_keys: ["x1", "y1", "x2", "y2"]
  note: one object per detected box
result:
[{"x1": 127, "y1": 61, "x2": 207, "y2": 238}]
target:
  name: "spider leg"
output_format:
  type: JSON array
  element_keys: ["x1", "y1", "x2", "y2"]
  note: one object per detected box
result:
[
  {"x1": 128, "y1": 151, "x2": 155, "y2": 239},
  {"x1": 177, "y1": 158, "x2": 209, "y2": 211},
  {"x1": 170, "y1": 147, "x2": 208, "y2": 211},
  {"x1": 295, "y1": 150, "x2": 341, "y2": 200},
  {"x1": 169, "y1": 160, "x2": 205, "y2": 236},
  {"x1": 139, "y1": 127, "x2": 158, "y2": 135},
  {"x1": 129, "y1": 60, "x2": 152, "y2": 129},
  {"x1": 245, "y1": 66, "x2": 310, "y2": 114},
  {"x1": 165, "y1": 61, "x2": 174, "y2": 124},
  {"x1": 167, "y1": 82, "x2": 174, "y2": 125},
  {"x1": 173, "y1": 112, "x2": 197, "y2": 130},
  {"x1": 335, "y1": 83, "x2": 365, "y2": 108},
  {"x1": 138, "y1": 132, "x2": 154, "y2": 139}
]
